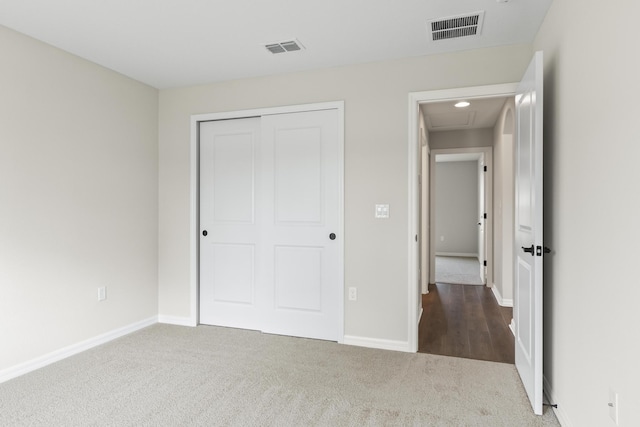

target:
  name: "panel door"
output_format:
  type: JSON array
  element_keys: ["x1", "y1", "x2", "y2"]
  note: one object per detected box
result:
[
  {"x1": 514, "y1": 51, "x2": 544, "y2": 415},
  {"x1": 199, "y1": 117, "x2": 262, "y2": 330},
  {"x1": 259, "y1": 110, "x2": 340, "y2": 341}
]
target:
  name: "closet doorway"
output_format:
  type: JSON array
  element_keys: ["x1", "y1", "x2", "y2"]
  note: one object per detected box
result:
[{"x1": 193, "y1": 102, "x2": 344, "y2": 342}]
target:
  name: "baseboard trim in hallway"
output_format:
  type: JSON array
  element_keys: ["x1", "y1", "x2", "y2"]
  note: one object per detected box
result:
[{"x1": 343, "y1": 335, "x2": 411, "y2": 352}]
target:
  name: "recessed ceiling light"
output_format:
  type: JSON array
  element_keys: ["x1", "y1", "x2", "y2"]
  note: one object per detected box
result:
[{"x1": 455, "y1": 101, "x2": 470, "y2": 108}]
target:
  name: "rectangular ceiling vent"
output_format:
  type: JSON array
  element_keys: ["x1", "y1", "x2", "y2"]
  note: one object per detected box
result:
[
  {"x1": 265, "y1": 39, "x2": 305, "y2": 54},
  {"x1": 428, "y1": 11, "x2": 485, "y2": 41}
]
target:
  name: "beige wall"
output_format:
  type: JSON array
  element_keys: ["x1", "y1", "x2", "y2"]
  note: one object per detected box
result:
[
  {"x1": 158, "y1": 44, "x2": 533, "y2": 343},
  {"x1": 0, "y1": 26, "x2": 159, "y2": 372},
  {"x1": 535, "y1": 0, "x2": 640, "y2": 425},
  {"x1": 492, "y1": 99, "x2": 515, "y2": 305},
  {"x1": 434, "y1": 161, "x2": 479, "y2": 255},
  {"x1": 429, "y1": 128, "x2": 493, "y2": 150}
]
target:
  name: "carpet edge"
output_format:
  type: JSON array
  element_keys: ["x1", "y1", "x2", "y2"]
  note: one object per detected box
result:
[{"x1": 0, "y1": 316, "x2": 158, "y2": 384}]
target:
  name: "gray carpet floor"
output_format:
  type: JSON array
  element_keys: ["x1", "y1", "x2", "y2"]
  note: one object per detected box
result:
[
  {"x1": 435, "y1": 256, "x2": 484, "y2": 285},
  {"x1": 0, "y1": 324, "x2": 559, "y2": 426}
]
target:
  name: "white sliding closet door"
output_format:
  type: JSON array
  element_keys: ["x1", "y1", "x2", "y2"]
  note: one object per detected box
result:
[
  {"x1": 199, "y1": 109, "x2": 341, "y2": 341},
  {"x1": 260, "y1": 110, "x2": 340, "y2": 341},
  {"x1": 199, "y1": 117, "x2": 262, "y2": 330}
]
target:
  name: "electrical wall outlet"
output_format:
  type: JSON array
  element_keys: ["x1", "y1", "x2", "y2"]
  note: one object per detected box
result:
[
  {"x1": 97, "y1": 287, "x2": 106, "y2": 301},
  {"x1": 348, "y1": 287, "x2": 357, "y2": 301},
  {"x1": 609, "y1": 388, "x2": 619, "y2": 425}
]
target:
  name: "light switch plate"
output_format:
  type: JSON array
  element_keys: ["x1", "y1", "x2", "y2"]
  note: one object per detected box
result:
[{"x1": 375, "y1": 204, "x2": 390, "y2": 219}]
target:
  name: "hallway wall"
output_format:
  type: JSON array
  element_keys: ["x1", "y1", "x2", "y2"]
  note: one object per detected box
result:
[
  {"x1": 434, "y1": 161, "x2": 478, "y2": 255},
  {"x1": 492, "y1": 99, "x2": 515, "y2": 306}
]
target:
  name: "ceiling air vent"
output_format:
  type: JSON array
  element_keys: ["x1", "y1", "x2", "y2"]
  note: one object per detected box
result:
[
  {"x1": 265, "y1": 39, "x2": 305, "y2": 54},
  {"x1": 428, "y1": 11, "x2": 485, "y2": 41}
]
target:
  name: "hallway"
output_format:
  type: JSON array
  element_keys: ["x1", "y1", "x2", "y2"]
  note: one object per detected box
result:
[{"x1": 419, "y1": 283, "x2": 514, "y2": 364}]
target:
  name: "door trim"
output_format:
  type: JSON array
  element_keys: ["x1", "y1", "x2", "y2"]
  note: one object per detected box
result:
[
  {"x1": 189, "y1": 101, "x2": 345, "y2": 343},
  {"x1": 429, "y1": 147, "x2": 493, "y2": 286},
  {"x1": 408, "y1": 84, "x2": 517, "y2": 352}
]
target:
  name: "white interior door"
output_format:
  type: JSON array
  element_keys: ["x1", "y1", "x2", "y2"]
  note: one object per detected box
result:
[
  {"x1": 199, "y1": 117, "x2": 262, "y2": 330},
  {"x1": 260, "y1": 110, "x2": 340, "y2": 341},
  {"x1": 199, "y1": 108, "x2": 341, "y2": 342},
  {"x1": 514, "y1": 51, "x2": 544, "y2": 415}
]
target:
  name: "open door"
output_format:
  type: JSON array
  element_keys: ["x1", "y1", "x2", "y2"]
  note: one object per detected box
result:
[{"x1": 514, "y1": 51, "x2": 544, "y2": 415}]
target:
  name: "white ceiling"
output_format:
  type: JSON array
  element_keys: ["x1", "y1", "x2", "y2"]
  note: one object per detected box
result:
[
  {"x1": 421, "y1": 96, "x2": 509, "y2": 132},
  {"x1": 0, "y1": 0, "x2": 552, "y2": 89}
]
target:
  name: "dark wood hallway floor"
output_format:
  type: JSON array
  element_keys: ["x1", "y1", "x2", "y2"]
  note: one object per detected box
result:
[{"x1": 418, "y1": 283, "x2": 514, "y2": 364}]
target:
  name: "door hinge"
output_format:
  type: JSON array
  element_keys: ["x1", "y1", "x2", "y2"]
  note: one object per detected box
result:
[
  {"x1": 483, "y1": 165, "x2": 487, "y2": 172},
  {"x1": 483, "y1": 213, "x2": 487, "y2": 219},
  {"x1": 483, "y1": 260, "x2": 487, "y2": 267}
]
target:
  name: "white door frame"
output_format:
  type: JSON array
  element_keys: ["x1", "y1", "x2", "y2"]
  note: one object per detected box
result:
[
  {"x1": 189, "y1": 101, "x2": 345, "y2": 343},
  {"x1": 419, "y1": 129, "x2": 430, "y2": 295},
  {"x1": 407, "y1": 84, "x2": 517, "y2": 352},
  {"x1": 429, "y1": 147, "x2": 493, "y2": 286}
]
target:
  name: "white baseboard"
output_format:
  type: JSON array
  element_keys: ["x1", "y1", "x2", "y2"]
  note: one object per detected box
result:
[
  {"x1": 343, "y1": 335, "x2": 411, "y2": 353},
  {"x1": 0, "y1": 316, "x2": 157, "y2": 384},
  {"x1": 435, "y1": 252, "x2": 478, "y2": 258},
  {"x1": 418, "y1": 307, "x2": 424, "y2": 323},
  {"x1": 544, "y1": 375, "x2": 572, "y2": 427},
  {"x1": 509, "y1": 319, "x2": 515, "y2": 336},
  {"x1": 491, "y1": 283, "x2": 513, "y2": 307},
  {"x1": 158, "y1": 315, "x2": 197, "y2": 327}
]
